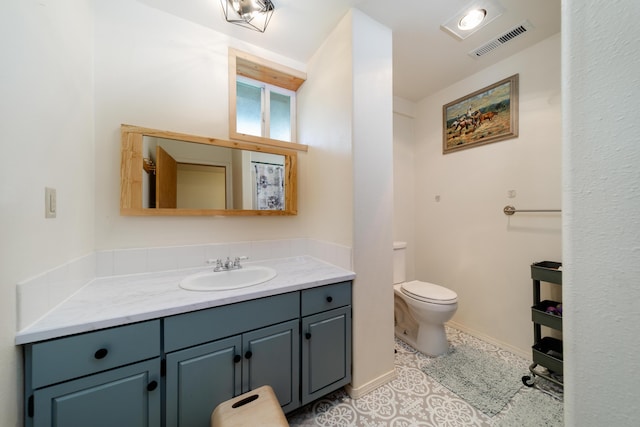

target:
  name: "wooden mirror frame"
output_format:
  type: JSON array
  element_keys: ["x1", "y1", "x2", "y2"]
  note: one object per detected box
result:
[{"x1": 120, "y1": 124, "x2": 298, "y2": 216}]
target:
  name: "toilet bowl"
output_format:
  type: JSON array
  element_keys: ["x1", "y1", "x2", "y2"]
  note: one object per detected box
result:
[
  {"x1": 394, "y1": 281, "x2": 458, "y2": 356},
  {"x1": 393, "y1": 242, "x2": 458, "y2": 356}
]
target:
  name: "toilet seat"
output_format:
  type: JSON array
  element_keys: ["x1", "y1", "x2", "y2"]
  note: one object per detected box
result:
[{"x1": 401, "y1": 280, "x2": 458, "y2": 305}]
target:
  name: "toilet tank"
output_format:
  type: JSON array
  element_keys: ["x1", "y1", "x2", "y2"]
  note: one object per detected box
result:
[{"x1": 393, "y1": 241, "x2": 407, "y2": 284}]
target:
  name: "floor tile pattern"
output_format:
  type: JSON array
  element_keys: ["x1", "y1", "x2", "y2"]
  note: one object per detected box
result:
[{"x1": 287, "y1": 327, "x2": 562, "y2": 427}]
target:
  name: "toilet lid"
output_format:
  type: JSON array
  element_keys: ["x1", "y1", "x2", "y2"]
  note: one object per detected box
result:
[{"x1": 401, "y1": 280, "x2": 458, "y2": 304}]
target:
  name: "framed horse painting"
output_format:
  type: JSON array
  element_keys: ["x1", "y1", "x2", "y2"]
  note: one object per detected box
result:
[{"x1": 442, "y1": 74, "x2": 519, "y2": 154}]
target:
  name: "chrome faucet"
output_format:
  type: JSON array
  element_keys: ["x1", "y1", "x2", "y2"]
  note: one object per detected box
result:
[{"x1": 208, "y1": 256, "x2": 248, "y2": 272}]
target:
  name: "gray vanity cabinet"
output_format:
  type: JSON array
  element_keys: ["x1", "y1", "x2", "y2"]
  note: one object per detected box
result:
[
  {"x1": 23, "y1": 281, "x2": 353, "y2": 427},
  {"x1": 301, "y1": 282, "x2": 352, "y2": 405},
  {"x1": 164, "y1": 293, "x2": 300, "y2": 427},
  {"x1": 23, "y1": 320, "x2": 161, "y2": 427}
]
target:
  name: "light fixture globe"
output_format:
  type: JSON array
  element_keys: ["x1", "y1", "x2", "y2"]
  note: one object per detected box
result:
[{"x1": 221, "y1": 0, "x2": 274, "y2": 33}]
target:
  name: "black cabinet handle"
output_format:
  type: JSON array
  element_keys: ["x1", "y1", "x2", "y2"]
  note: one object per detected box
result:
[
  {"x1": 245, "y1": 351, "x2": 253, "y2": 359},
  {"x1": 147, "y1": 380, "x2": 158, "y2": 391},
  {"x1": 94, "y1": 348, "x2": 108, "y2": 360},
  {"x1": 305, "y1": 332, "x2": 312, "y2": 340},
  {"x1": 326, "y1": 296, "x2": 333, "y2": 303},
  {"x1": 233, "y1": 354, "x2": 242, "y2": 363}
]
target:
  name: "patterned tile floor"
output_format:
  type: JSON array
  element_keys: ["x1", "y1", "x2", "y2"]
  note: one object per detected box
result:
[{"x1": 287, "y1": 327, "x2": 563, "y2": 427}]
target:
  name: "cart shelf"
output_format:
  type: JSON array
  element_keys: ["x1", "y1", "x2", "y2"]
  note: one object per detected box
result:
[
  {"x1": 533, "y1": 337, "x2": 564, "y2": 374},
  {"x1": 532, "y1": 300, "x2": 563, "y2": 331}
]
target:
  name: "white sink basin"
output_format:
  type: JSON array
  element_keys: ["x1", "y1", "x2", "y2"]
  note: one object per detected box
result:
[{"x1": 179, "y1": 266, "x2": 277, "y2": 291}]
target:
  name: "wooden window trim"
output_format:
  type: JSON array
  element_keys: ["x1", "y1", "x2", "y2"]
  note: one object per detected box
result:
[{"x1": 229, "y1": 48, "x2": 308, "y2": 152}]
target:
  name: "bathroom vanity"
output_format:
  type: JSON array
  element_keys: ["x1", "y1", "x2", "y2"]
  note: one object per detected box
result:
[{"x1": 18, "y1": 257, "x2": 354, "y2": 427}]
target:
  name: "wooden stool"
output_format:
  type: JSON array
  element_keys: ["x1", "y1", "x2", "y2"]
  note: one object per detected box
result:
[{"x1": 211, "y1": 385, "x2": 289, "y2": 427}]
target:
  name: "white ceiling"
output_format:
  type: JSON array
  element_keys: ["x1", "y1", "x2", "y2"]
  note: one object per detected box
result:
[{"x1": 137, "y1": 0, "x2": 561, "y2": 102}]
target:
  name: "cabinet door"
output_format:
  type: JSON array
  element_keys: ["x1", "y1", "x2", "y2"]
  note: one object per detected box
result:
[
  {"x1": 301, "y1": 306, "x2": 352, "y2": 405},
  {"x1": 32, "y1": 358, "x2": 160, "y2": 427},
  {"x1": 165, "y1": 335, "x2": 242, "y2": 427},
  {"x1": 242, "y1": 319, "x2": 300, "y2": 413}
]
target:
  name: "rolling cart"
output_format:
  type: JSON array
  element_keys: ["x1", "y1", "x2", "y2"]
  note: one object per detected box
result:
[{"x1": 522, "y1": 261, "x2": 563, "y2": 388}]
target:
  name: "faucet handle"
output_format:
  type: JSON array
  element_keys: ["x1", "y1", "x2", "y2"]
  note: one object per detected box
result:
[
  {"x1": 207, "y1": 259, "x2": 224, "y2": 270},
  {"x1": 233, "y1": 256, "x2": 249, "y2": 268}
]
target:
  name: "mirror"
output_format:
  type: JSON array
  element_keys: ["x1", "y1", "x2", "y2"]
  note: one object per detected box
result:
[{"x1": 120, "y1": 125, "x2": 297, "y2": 216}]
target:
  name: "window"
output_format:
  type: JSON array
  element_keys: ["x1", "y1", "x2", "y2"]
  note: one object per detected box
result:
[
  {"x1": 228, "y1": 48, "x2": 307, "y2": 152},
  {"x1": 236, "y1": 77, "x2": 296, "y2": 142}
]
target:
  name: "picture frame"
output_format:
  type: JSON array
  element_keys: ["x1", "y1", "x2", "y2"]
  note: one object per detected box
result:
[{"x1": 443, "y1": 74, "x2": 519, "y2": 154}]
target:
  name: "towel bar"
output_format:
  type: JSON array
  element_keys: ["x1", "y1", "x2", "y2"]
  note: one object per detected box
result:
[{"x1": 503, "y1": 205, "x2": 561, "y2": 216}]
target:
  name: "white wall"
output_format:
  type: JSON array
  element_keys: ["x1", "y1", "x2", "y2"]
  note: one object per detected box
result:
[
  {"x1": 393, "y1": 98, "x2": 417, "y2": 281},
  {"x1": 0, "y1": 1, "x2": 95, "y2": 425},
  {"x1": 299, "y1": 9, "x2": 395, "y2": 396},
  {"x1": 350, "y1": 9, "x2": 396, "y2": 394},
  {"x1": 563, "y1": 0, "x2": 640, "y2": 425},
  {"x1": 93, "y1": 0, "x2": 309, "y2": 250},
  {"x1": 412, "y1": 34, "x2": 562, "y2": 356},
  {"x1": 297, "y1": 13, "x2": 354, "y2": 248}
]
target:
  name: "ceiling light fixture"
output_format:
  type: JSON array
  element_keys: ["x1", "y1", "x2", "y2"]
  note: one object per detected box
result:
[
  {"x1": 441, "y1": 0, "x2": 504, "y2": 40},
  {"x1": 220, "y1": 0, "x2": 274, "y2": 33},
  {"x1": 458, "y1": 9, "x2": 487, "y2": 31}
]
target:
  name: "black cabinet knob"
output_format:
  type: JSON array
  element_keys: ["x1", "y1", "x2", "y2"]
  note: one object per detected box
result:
[
  {"x1": 326, "y1": 296, "x2": 333, "y2": 303},
  {"x1": 233, "y1": 354, "x2": 242, "y2": 363},
  {"x1": 305, "y1": 332, "x2": 312, "y2": 340},
  {"x1": 94, "y1": 348, "x2": 108, "y2": 360},
  {"x1": 245, "y1": 351, "x2": 253, "y2": 359},
  {"x1": 147, "y1": 380, "x2": 158, "y2": 392}
]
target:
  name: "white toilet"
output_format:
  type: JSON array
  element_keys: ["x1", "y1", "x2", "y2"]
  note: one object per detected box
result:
[{"x1": 393, "y1": 241, "x2": 458, "y2": 356}]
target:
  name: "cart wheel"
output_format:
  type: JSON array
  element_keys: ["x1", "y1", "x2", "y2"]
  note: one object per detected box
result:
[{"x1": 521, "y1": 375, "x2": 535, "y2": 387}]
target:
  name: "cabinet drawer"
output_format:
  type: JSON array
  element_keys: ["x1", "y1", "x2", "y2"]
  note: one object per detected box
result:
[
  {"x1": 301, "y1": 282, "x2": 351, "y2": 316},
  {"x1": 164, "y1": 292, "x2": 300, "y2": 352},
  {"x1": 28, "y1": 320, "x2": 160, "y2": 389}
]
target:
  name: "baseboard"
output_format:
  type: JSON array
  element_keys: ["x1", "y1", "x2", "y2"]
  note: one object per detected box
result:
[
  {"x1": 344, "y1": 368, "x2": 397, "y2": 399},
  {"x1": 447, "y1": 320, "x2": 530, "y2": 360}
]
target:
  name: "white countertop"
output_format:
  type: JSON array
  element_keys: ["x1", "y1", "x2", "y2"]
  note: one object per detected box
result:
[{"x1": 16, "y1": 256, "x2": 355, "y2": 345}]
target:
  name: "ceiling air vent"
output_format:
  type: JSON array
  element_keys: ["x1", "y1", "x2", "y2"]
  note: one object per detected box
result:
[{"x1": 469, "y1": 20, "x2": 533, "y2": 58}]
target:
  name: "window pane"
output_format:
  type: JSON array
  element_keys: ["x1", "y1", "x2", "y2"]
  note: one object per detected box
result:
[
  {"x1": 270, "y1": 91, "x2": 291, "y2": 142},
  {"x1": 236, "y1": 81, "x2": 262, "y2": 137}
]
